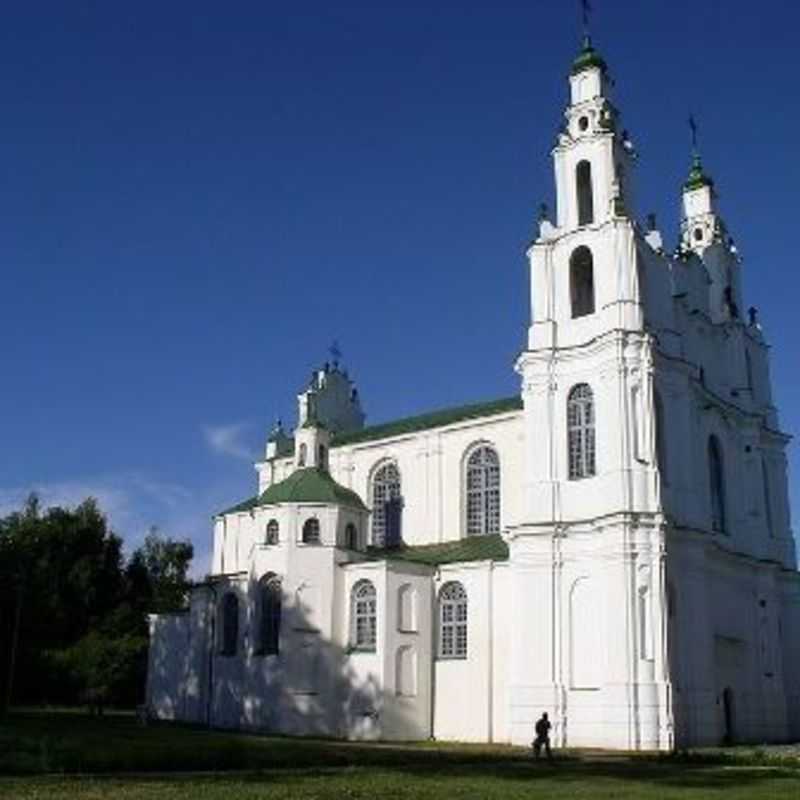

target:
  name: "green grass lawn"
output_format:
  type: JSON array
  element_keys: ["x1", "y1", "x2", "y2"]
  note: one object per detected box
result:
[{"x1": 1, "y1": 710, "x2": 799, "y2": 799}]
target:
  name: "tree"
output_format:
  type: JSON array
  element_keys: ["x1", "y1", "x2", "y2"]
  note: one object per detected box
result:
[
  {"x1": 127, "y1": 527, "x2": 194, "y2": 614},
  {"x1": 0, "y1": 497, "x2": 194, "y2": 710}
]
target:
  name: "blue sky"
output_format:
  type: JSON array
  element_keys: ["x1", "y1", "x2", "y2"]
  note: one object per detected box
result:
[{"x1": 2, "y1": 1, "x2": 798, "y2": 572}]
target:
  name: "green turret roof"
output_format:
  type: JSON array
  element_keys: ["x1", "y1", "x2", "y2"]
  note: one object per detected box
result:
[
  {"x1": 216, "y1": 467, "x2": 367, "y2": 516},
  {"x1": 259, "y1": 467, "x2": 367, "y2": 510},
  {"x1": 571, "y1": 36, "x2": 607, "y2": 76},
  {"x1": 684, "y1": 153, "x2": 714, "y2": 191}
]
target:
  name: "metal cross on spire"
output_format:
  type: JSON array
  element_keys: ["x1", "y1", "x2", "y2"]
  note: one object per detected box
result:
[
  {"x1": 580, "y1": 0, "x2": 593, "y2": 38},
  {"x1": 689, "y1": 114, "x2": 699, "y2": 156}
]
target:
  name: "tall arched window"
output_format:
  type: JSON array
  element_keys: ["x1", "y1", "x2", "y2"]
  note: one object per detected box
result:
[
  {"x1": 745, "y1": 349, "x2": 754, "y2": 393},
  {"x1": 576, "y1": 160, "x2": 594, "y2": 226},
  {"x1": 761, "y1": 457, "x2": 773, "y2": 538},
  {"x1": 568, "y1": 384, "x2": 596, "y2": 479},
  {"x1": 302, "y1": 517, "x2": 320, "y2": 544},
  {"x1": 351, "y1": 579, "x2": 377, "y2": 650},
  {"x1": 298, "y1": 443, "x2": 307, "y2": 467},
  {"x1": 266, "y1": 519, "x2": 279, "y2": 545},
  {"x1": 318, "y1": 444, "x2": 327, "y2": 470},
  {"x1": 465, "y1": 446, "x2": 500, "y2": 536},
  {"x1": 371, "y1": 461, "x2": 402, "y2": 548},
  {"x1": 708, "y1": 435, "x2": 726, "y2": 533},
  {"x1": 220, "y1": 592, "x2": 239, "y2": 656},
  {"x1": 258, "y1": 574, "x2": 282, "y2": 655},
  {"x1": 438, "y1": 582, "x2": 468, "y2": 659},
  {"x1": 654, "y1": 391, "x2": 668, "y2": 486},
  {"x1": 570, "y1": 246, "x2": 595, "y2": 318}
]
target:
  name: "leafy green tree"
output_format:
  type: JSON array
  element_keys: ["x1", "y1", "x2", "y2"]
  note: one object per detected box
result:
[
  {"x1": 0, "y1": 496, "x2": 194, "y2": 711},
  {"x1": 127, "y1": 528, "x2": 194, "y2": 614}
]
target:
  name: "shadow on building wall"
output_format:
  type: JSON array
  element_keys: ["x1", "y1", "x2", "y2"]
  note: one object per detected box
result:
[{"x1": 147, "y1": 575, "x2": 419, "y2": 741}]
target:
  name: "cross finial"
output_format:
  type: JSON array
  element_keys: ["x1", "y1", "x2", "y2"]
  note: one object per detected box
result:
[
  {"x1": 689, "y1": 114, "x2": 699, "y2": 156},
  {"x1": 580, "y1": 0, "x2": 592, "y2": 40}
]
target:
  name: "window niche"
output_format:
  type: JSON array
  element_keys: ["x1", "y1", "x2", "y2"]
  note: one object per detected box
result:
[
  {"x1": 570, "y1": 246, "x2": 595, "y2": 319},
  {"x1": 302, "y1": 517, "x2": 321, "y2": 544},
  {"x1": 708, "y1": 435, "x2": 727, "y2": 533},
  {"x1": 257, "y1": 574, "x2": 282, "y2": 656},
  {"x1": 344, "y1": 522, "x2": 359, "y2": 550},
  {"x1": 576, "y1": 160, "x2": 594, "y2": 226},
  {"x1": 219, "y1": 592, "x2": 239, "y2": 656}
]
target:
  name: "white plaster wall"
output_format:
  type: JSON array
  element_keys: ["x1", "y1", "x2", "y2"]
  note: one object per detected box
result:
[
  {"x1": 328, "y1": 411, "x2": 524, "y2": 547},
  {"x1": 433, "y1": 562, "x2": 496, "y2": 742}
]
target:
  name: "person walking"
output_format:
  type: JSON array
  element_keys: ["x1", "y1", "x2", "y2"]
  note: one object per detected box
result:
[{"x1": 532, "y1": 712, "x2": 553, "y2": 760}]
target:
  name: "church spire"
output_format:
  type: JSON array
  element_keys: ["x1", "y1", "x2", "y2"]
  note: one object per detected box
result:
[
  {"x1": 571, "y1": 0, "x2": 607, "y2": 76},
  {"x1": 684, "y1": 116, "x2": 713, "y2": 192},
  {"x1": 680, "y1": 116, "x2": 723, "y2": 255}
]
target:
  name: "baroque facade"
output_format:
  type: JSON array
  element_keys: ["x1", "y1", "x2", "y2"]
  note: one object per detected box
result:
[{"x1": 147, "y1": 36, "x2": 799, "y2": 749}]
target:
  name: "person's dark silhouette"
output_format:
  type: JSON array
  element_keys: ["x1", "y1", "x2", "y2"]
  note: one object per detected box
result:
[{"x1": 532, "y1": 711, "x2": 553, "y2": 760}]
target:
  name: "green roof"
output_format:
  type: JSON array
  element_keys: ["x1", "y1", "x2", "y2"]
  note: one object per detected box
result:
[
  {"x1": 331, "y1": 396, "x2": 522, "y2": 448},
  {"x1": 367, "y1": 534, "x2": 508, "y2": 566},
  {"x1": 259, "y1": 467, "x2": 367, "y2": 510},
  {"x1": 684, "y1": 153, "x2": 714, "y2": 191},
  {"x1": 216, "y1": 495, "x2": 259, "y2": 516},
  {"x1": 217, "y1": 468, "x2": 367, "y2": 516},
  {"x1": 571, "y1": 37, "x2": 607, "y2": 76}
]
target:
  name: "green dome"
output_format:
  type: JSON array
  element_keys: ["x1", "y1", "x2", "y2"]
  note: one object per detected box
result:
[
  {"x1": 684, "y1": 153, "x2": 714, "y2": 191},
  {"x1": 571, "y1": 37, "x2": 607, "y2": 76},
  {"x1": 259, "y1": 467, "x2": 367, "y2": 510}
]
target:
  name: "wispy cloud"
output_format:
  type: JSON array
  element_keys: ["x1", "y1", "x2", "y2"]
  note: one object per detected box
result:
[
  {"x1": 0, "y1": 474, "x2": 217, "y2": 577},
  {"x1": 202, "y1": 422, "x2": 256, "y2": 461}
]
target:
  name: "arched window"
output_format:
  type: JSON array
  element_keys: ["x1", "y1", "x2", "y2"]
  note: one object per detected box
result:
[
  {"x1": 298, "y1": 443, "x2": 307, "y2": 467},
  {"x1": 266, "y1": 519, "x2": 279, "y2": 545},
  {"x1": 351, "y1": 579, "x2": 377, "y2": 650},
  {"x1": 576, "y1": 160, "x2": 594, "y2": 226},
  {"x1": 438, "y1": 582, "x2": 468, "y2": 659},
  {"x1": 258, "y1": 574, "x2": 282, "y2": 655},
  {"x1": 654, "y1": 391, "x2": 668, "y2": 486},
  {"x1": 745, "y1": 349, "x2": 754, "y2": 393},
  {"x1": 302, "y1": 517, "x2": 320, "y2": 544},
  {"x1": 708, "y1": 436, "x2": 726, "y2": 533},
  {"x1": 318, "y1": 444, "x2": 327, "y2": 470},
  {"x1": 568, "y1": 384, "x2": 596, "y2": 479},
  {"x1": 570, "y1": 246, "x2": 595, "y2": 318},
  {"x1": 371, "y1": 461, "x2": 402, "y2": 547},
  {"x1": 220, "y1": 592, "x2": 238, "y2": 656},
  {"x1": 344, "y1": 522, "x2": 358, "y2": 550},
  {"x1": 465, "y1": 445, "x2": 500, "y2": 536}
]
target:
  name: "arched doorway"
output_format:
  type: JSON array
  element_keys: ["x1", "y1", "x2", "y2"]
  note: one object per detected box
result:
[{"x1": 722, "y1": 687, "x2": 735, "y2": 745}]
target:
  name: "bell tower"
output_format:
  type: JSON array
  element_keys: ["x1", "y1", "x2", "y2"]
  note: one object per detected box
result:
[
  {"x1": 554, "y1": 36, "x2": 636, "y2": 231},
  {"x1": 511, "y1": 35, "x2": 670, "y2": 752}
]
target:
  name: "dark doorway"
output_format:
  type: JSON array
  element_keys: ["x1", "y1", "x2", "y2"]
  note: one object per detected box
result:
[{"x1": 722, "y1": 687, "x2": 735, "y2": 744}]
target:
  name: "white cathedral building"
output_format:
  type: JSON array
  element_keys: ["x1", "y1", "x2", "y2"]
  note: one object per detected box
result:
[{"x1": 147, "y1": 35, "x2": 799, "y2": 750}]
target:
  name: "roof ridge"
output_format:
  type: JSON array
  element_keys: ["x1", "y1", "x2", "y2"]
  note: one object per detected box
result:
[{"x1": 331, "y1": 394, "x2": 522, "y2": 448}]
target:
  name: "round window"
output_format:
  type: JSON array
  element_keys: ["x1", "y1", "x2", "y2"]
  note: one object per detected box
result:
[
  {"x1": 693, "y1": 227, "x2": 703, "y2": 242},
  {"x1": 578, "y1": 116, "x2": 589, "y2": 132}
]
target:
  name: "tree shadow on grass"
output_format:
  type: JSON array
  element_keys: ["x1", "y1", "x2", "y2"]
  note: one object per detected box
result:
[{"x1": 5, "y1": 711, "x2": 800, "y2": 795}]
